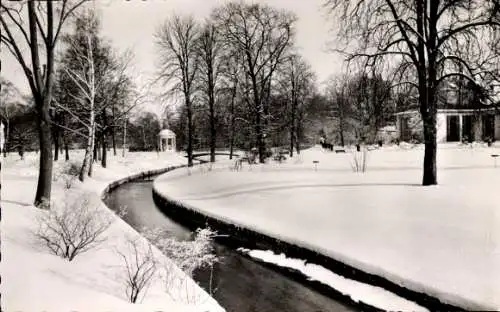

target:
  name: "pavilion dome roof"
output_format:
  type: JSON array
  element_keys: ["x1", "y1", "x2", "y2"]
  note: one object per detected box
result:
[{"x1": 158, "y1": 129, "x2": 175, "y2": 137}]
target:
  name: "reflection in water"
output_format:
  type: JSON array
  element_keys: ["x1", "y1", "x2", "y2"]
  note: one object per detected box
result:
[{"x1": 105, "y1": 181, "x2": 356, "y2": 312}]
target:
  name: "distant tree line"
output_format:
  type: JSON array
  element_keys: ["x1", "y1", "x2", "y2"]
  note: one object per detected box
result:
[
  {"x1": 1, "y1": 0, "x2": 498, "y2": 207},
  {"x1": 154, "y1": 2, "x2": 316, "y2": 165}
]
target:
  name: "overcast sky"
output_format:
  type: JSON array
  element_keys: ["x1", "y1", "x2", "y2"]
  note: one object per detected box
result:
[{"x1": 2, "y1": 0, "x2": 342, "y2": 102}]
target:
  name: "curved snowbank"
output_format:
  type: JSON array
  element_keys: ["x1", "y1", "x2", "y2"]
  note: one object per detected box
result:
[{"x1": 153, "y1": 146, "x2": 500, "y2": 311}]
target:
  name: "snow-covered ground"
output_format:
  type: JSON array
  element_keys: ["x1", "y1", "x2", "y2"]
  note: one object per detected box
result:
[
  {"x1": 1, "y1": 150, "x2": 224, "y2": 312},
  {"x1": 154, "y1": 144, "x2": 500, "y2": 310}
]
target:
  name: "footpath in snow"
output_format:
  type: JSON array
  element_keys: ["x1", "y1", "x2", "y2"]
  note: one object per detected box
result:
[
  {"x1": 1, "y1": 151, "x2": 224, "y2": 312},
  {"x1": 154, "y1": 144, "x2": 500, "y2": 311}
]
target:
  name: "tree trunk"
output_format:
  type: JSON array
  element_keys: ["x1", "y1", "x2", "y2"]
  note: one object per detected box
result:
[
  {"x1": 296, "y1": 126, "x2": 301, "y2": 154},
  {"x1": 4, "y1": 120, "x2": 9, "y2": 157},
  {"x1": 89, "y1": 132, "x2": 96, "y2": 177},
  {"x1": 34, "y1": 97, "x2": 54, "y2": 207},
  {"x1": 229, "y1": 82, "x2": 237, "y2": 160},
  {"x1": 53, "y1": 124, "x2": 59, "y2": 161},
  {"x1": 296, "y1": 110, "x2": 303, "y2": 155},
  {"x1": 101, "y1": 131, "x2": 107, "y2": 168},
  {"x1": 290, "y1": 97, "x2": 297, "y2": 158},
  {"x1": 122, "y1": 119, "x2": 127, "y2": 157},
  {"x1": 93, "y1": 136, "x2": 98, "y2": 162},
  {"x1": 209, "y1": 97, "x2": 216, "y2": 163},
  {"x1": 256, "y1": 112, "x2": 265, "y2": 163},
  {"x1": 101, "y1": 112, "x2": 108, "y2": 167},
  {"x1": 339, "y1": 102, "x2": 345, "y2": 147},
  {"x1": 420, "y1": 0, "x2": 439, "y2": 186},
  {"x1": 339, "y1": 127, "x2": 345, "y2": 147},
  {"x1": 229, "y1": 127, "x2": 234, "y2": 159},
  {"x1": 259, "y1": 82, "x2": 271, "y2": 163},
  {"x1": 141, "y1": 126, "x2": 147, "y2": 150},
  {"x1": 229, "y1": 112, "x2": 235, "y2": 160},
  {"x1": 64, "y1": 134, "x2": 69, "y2": 161},
  {"x1": 186, "y1": 96, "x2": 193, "y2": 167},
  {"x1": 79, "y1": 118, "x2": 94, "y2": 182},
  {"x1": 96, "y1": 135, "x2": 101, "y2": 161},
  {"x1": 112, "y1": 126, "x2": 117, "y2": 156},
  {"x1": 422, "y1": 112, "x2": 437, "y2": 185}
]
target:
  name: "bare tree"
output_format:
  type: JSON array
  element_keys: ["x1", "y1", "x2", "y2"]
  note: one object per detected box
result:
[
  {"x1": 156, "y1": 15, "x2": 200, "y2": 167},
  {"x1": 196, "y1": 22, "x2": 222, "y2": 163},
  {"x1": 325, "y1": 0, "x2": 500, "y2": 185},
  {"x1": 34, "y1": 192, "x2": 119, "y2": 261},
  {"x1": 278, "y1": 54, "x2": 315, "y2": 156},
  {"x1": 223, "y1": 57, "x2": 241, "y2": 160},
  {"x1": 346, "y1": 71, "x2": 394, "y2": 143},
  {"x1": 55, "y1": 12, "x2": 136, "y2": 177},
  {"x1": 117, "y1": 236, "x2": 158, "y2": 304},
  {"x1": 56, "y1": 12, "x2": 100, "y2": 181},
  {"x1": 1, "y1": 0, "x2": 87, "y2": 206},
  {"x1": 213, "y1": 2, "x2": 296, "y2": 163},
  {"x1": 325, "y1": 75, "x2": 350, "y2": 147},
  {"x1": 96, "y1": 51, "x2": 135, "y2": 168},
  {"x1": 0, "y1": 77, "x2": 24, "y2": 157}
]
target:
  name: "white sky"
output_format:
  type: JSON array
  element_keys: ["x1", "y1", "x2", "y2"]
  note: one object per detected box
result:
[{"x1": 2, "y1": 0, "x2": 342, "y2": 106}]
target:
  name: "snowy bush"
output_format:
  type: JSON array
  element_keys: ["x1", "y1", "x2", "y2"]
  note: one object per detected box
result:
[
  {"x1": 64, "y1": 161, "x2": 81, "y2": 176},
  {"x1": 144, "y1": 227, "x2": 218, "y2": 277},
  {"x1": 350, "y1": 148, "x2": 369, "y2": 172},
  {"x1": 52, "y1": 161, "x2": 81, "y2": 188},
  {"x1": 117, "y1": 235, "x2": 158, "y2": 303},
  {"x1": 143, "y1": 227, "x2": 219, "y2": 299},
  {"x1": 34, "y1": 193, "x2": 119, "y2": 261},
  {"x1": 62, "y1": 174, "x2": 76, "y2": 189}
]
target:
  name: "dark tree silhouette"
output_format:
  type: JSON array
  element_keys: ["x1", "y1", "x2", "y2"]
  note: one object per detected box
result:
[
  {"x1": 1, "y1": 0, "x2": 86, "y2": 206},
  {"x1": 156, "y1": 15, "x2": 200, "y2": 167},
  {"x1": 325, "y1": 0, "x2": 500, "y2": 185}
]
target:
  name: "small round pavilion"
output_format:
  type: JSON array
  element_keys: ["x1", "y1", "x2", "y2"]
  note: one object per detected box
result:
[{"x1": 158, "y1": 128, "x2": 176, "y2": 152}]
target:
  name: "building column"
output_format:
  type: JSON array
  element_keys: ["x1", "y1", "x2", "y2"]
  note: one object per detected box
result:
[
  {"x1": 436, "y1": 113, "x2": 447, "y2": 143},
  {"x1": 473, "y1": 115, "x2": 483, "y2": 142},
  {"x1": 495, "y1": 115, "x2": 500, "y2": 141},
  {"x1": 396, "y1": 115, "x2": 401, "y2": 139},
  {"x1": 458, "y1": 114, "x2": 463, "y2": 142}
]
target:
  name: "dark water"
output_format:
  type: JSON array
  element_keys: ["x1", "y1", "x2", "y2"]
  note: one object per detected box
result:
[{"x1": 104, "y1": 181, "x2": 356, "y2": 312}]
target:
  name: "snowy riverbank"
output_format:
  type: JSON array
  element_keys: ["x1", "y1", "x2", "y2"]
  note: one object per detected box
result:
[
  {"x1": 154, "y1": 144, "x2": 500, "y2": 310},
  {"x1": 1, "y1": 150, "x2": 224, "y2": 312}
]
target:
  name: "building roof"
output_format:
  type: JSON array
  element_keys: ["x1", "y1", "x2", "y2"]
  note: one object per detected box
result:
[
  {"x1": 397, "y1": 96, "x2": 498, "y2": 113},
  {"x1": 158, "y1": 129, "x2": 175, "y2": 137},
  {"x1": 396, "y1": 81, "x2": 500, "y2": 113}
]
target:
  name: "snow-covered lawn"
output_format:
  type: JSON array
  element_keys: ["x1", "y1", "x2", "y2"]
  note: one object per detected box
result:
[
  {"x1": 1, "y1": 150, "x2": 224, "y2": 312},
  {"x1": 154, "y1": 144, "x2": 500, "y2": 310}
]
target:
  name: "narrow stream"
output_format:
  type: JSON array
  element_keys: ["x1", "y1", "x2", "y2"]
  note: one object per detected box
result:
[{"x1": 104, "y1": 179, "x2": 357, "y2": 312}]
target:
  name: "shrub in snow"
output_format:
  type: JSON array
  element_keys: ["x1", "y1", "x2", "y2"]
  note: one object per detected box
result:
[
  {"x1": 53, "y1": 161, "x2": 81, "y2": 188},
  {"x1": 117, "y1": 236, "x2": 158, "y2": 303},
  {"x1": 232, "y1": 158, "x2": 243, "y2": 171},
  {"x1": 63, "y1": 174, "x2": 76, "y2": 189},
  {"x1": 34, "y1": 193, "x2": 120, "y2": 261},
  {"x1": 144, "y1": 227, "x2": 218, "y2": 277},
  {"x1": 143, "y1": 227, "x2": 219, "y2": 297},
  {"x1": 350, "y1": 148, "x2": 369, "y2": 173}
]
